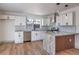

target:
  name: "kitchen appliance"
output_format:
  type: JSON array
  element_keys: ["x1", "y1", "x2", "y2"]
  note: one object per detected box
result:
[
  {"x1": 34, "y1": 24, "x2": 40, "y2": 30},
  {"x1": 51, "y1": 27, "x2": 59, "y2": 32}
]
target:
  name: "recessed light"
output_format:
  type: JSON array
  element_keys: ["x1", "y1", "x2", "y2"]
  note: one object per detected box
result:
[
  {"x1": 65, "y1": 5, "x2": 68, "y2": 7},
  {"x1": 56, "y1": 3, "x2": 60, "y2": 5}
]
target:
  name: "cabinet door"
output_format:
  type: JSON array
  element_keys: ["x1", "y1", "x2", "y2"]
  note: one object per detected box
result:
[
  {"x1": 15, "y1": 32, "x2": 23, "y2": 43},
  {"x1": 36, "y1": 32, "x2": 42, "y2": 41},
  {"x1": 67, "y1": 12, "x2": 73, "y2": 25},
  {"x1": 15, "y1": 16, "x2": 26, "y2": 26},
  {"x1": 43, "y1": 17, "x2": 50, "y2": 26},
  {"x1": 35, "y1": 32, "x2": 40, "y2": 41},
  {"x1": 56, "y1": 15, "x2": 62, "y2": 26},
  {"x1": 62, "y1": 13, "x2": 68, "y2": 25},
  {"x1": 62, "y1": 12, "x2": 73, "y2": 26},
  {"x1": 31, "y1": 31, "x2": 37, "y2": 41}
]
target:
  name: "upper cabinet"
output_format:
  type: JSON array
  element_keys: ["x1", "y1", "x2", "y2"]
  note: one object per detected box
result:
[
  {"x1": 8, "y1": 16, "x2": 16, "y2": 19},
  {"x1": 62, "y1": 12, "x2": 73, "y2": 26},
  {"x1": 56, "y1": 14, "x2": 62, "y2": 26},
  {"x1": 56, "y1": 12, "x2": 74, "y2": 26},
  {"x1": 14, "y1": 16, "x2": 26, "y2": 26},
  {"x1": 0, "y1": 15, "x2": 16, "y2": 20},
  {"x1": 0, "y1": 15, "x2": 8, "y2": 19},
  {"x1": 42, "y1": 17, "x2": 50, "y2": 26}
]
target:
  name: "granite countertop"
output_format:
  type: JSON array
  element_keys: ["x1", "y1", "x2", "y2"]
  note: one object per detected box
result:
[
  {"x1": 45, "y1": 31, "x2": 76, "y2": 36},
  {"x1": 15, "y1": 29, "x2": 46, "y2": 32}
]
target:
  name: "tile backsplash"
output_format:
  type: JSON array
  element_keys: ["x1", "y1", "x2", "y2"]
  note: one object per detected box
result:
[{"x1": 59, "y1": 26, "x2": 76, "y2": 33}]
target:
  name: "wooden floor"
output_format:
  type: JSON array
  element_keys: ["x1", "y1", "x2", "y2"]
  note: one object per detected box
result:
[
  {"x1": 0, "y1": 41, "x2": 79, "y2": 55},
  {"x1": 0, "y1": 41, "x2": 48, "y2": 55},
  {"x1": 56, "y1": 48, "x2": 79, "y2": 55}
]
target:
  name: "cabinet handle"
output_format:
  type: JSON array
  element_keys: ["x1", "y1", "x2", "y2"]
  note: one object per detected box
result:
[
  {"x1": 66, "y1": 14, "x2": 67, "y2": 16},
  {"x1": 66, "y1": 22, "x2": 68, "y2": 25}
]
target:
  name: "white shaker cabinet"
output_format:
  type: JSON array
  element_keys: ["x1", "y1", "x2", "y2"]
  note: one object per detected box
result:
[
  {"x1": 31, "y1": 31, "x2": 41, "y2": 41},
  {"x1": 42, "y1": 17, "x2": 50, "y2": 26},
  {"x1": 62, "y1": 12, "x2": 73, "y2": 26},
  {"x1": 15, "y1": 16, "x2": 26, "y2": 26},
  {"x1": 56, "y1": 15, "x2": 62, "y2": 26},
  {"x1": 8, "y1": 15, "x2": 16, "y2": 19},
  {"x1": 31, "y1": 31, "x2": 46, "y2": 41},
  {"x1": 15, "y1": 32, "x2": 23, "y2": 43},
  {"x1": 31, "y1": 31, "x2": 38, "y2": 41}
]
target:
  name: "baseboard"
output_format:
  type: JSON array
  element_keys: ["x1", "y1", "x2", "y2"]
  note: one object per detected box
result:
[
  {"x1": 24, "y1": 40, "x2": 31, "y2": 42},
  {"x1": 31, "y1": 40, "x2": 43, "y2": 42}
]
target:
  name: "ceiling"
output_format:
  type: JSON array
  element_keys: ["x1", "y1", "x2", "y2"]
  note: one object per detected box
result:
[{"x1": 0, "y1": 3, "x2": 79, "y2": 15}]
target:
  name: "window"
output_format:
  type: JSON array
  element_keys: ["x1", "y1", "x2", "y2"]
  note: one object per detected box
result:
[{"x1": 34, "y1": 19, "x2": 41, "y2": 24}]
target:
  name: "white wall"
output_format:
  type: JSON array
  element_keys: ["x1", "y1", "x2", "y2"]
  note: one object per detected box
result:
[{"x1": 0, "y1": 19, "x2": 15, "y2": 42}]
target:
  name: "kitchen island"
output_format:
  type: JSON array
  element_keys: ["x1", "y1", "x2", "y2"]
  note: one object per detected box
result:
[{"x1": 43, "y1": 31, "x2": 75, "y2": 55}]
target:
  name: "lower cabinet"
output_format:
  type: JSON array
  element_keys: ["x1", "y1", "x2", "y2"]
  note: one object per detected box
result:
[
  {"x1": 15, "y1": 32, "x2": 23, "y2": 43},
  {"x1": 31, "y1": 31, "x2": 46, "y2": 41},
  {"x1": 55, "y1": 35, "x2": 75, "y2": 52}
]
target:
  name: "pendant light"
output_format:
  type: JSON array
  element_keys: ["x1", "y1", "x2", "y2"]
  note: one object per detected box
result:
[{"x1": 54, "y1": 3, "x2": 60, "y2": 23}]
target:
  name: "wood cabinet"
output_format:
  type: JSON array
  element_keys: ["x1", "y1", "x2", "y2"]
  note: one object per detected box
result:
[{"x1": 55, "y1": 35, "x2": 75, "y2": 52}]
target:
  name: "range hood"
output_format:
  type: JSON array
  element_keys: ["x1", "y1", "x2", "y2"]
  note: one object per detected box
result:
[{"x1": 54, "y1": 11, "x2": 59, "y2": 23}]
